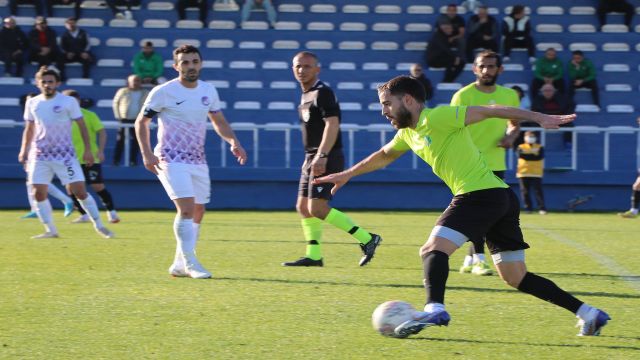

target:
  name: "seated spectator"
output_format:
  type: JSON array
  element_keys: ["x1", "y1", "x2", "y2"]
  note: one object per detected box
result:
[
  {"x1": 408, "y1": 63, "x2": 434, "y2": 104},
  {"x1": 465, "y1": 5, "x2": 499, "y2": 62},
  {"x1": 0, "y1": 16, "x2": 28, "y2": 77},
  {"x1": 132, "y1": 41, "x2": 163, "y2": 85},
  {"x1": 176, "y1": 0, "x2": 209, "y2": 24},
  {"x1": 27, "y1": 17, "x2": 64, "y2": 77},
  {"x1": 112, "y1": 74, "x2": 148, "y2": 166},
  {"x1": 597, "y1": 0, "x2": 634, "y2": 30},
  {"x1": 501, "y1": 4, "x2": 535, "y2": 63},
  {"x1": 105, "y1": 0, "x2": 140, "y2": 20},
  {"x1": 436, "y1": 4, "x2": 466, "y2": 57},
  {"x1": 567, "y1": 50, "x2": 600, "y2": 108},
  {"x1": 425, "y1": 21, "x2": 465, "y2": 83},
  {"x1": 241, "y1": 0, "x2": 277, "y2": 28},
  {"x1": 60, "y1": 17, "x2": 94, "y2": 79},
  {"x1": 531, "y1": 48, "x2": 564, "y2": 97},
  {"x1": 532, "y1": 84, "x2": 575, "y2": 149}
]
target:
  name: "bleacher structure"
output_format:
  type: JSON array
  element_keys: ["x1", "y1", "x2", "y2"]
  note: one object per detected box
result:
[{"x1": 1, "y1": 0, "x2": 639, "y2": 210}]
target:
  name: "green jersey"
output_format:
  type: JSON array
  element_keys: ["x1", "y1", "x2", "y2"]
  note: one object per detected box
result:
[
  {"x1": 72, "y1": 108, "x2": 104, "y2": 164},
  {"x1": 450, "y1": 83, "x2": 519, "y2": 171},
  {"x1": 389, "y1": 106, "x2": 508, "y2": 195}
]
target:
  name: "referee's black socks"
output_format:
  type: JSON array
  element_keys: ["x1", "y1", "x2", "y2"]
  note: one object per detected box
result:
[
  {"x1": 423, "y1": 250, "x2": 449, "y2": 305},
  {"x1": 517, "y1": 272, "x2": 583, "y2": 313}
]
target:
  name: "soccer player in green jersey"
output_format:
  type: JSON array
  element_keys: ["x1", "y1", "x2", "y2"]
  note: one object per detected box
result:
[
  {"x1": 450, "y1": 50, "x2": 520, "y2": 276},
  {"x1": 315, "y1": 76, "x2": 610, "y2": 337}
]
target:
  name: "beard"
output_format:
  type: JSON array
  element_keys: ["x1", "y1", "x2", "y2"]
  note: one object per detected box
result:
[
  {"x1": 392, "y1": 105, "x2": 413, "y2": 129},
  {"x1": 477, "y1": 73, "x2": 498, "y2": 86}
]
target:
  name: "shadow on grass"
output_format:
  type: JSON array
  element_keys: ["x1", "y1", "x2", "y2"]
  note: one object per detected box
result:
[
  {"x1": 406, "y1": 336, "x2": 640, "y2": 351},
  {"x1": 214, "y1": 276, "x2": 640, "y2": 299},
  {"x1": 537, "y1": 272, "x2": 640, "y2": 281}
]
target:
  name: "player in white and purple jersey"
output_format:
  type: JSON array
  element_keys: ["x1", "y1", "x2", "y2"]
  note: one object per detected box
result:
[
  {"x1": 135, "y1": 45, "x2": 247, "y2": 279},
  {"x1": 18, "y1": 66, "x2": 114, "y2": 239}
]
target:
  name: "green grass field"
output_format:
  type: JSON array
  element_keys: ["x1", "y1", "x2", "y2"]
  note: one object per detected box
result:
[{"x1": 1, "y1": 210, "x2": 638, "y2": 359}]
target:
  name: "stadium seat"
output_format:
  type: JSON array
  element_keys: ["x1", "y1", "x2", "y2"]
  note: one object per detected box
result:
[
  {"x1": 329, "y1": 62, "x2": 356, "y2": 70},
  {"x1": 236, "y1": 81, "x2": 263, "y2": 89},
  {"x1": 605, "y1": 84, "x2": 632, "y2": 92},
  {"x1": 362, "y1": 62, "x2": 389, "y2": 71},
  {"x1": 536, "y1": 6, "x2": 563, "y2": 15},
  {"x1": 272, "y1": 40, "x2": 299, "y2": 49},
  {"x1": 343, "y1": 5, "x2": 369, "y2": 13},
  {"x1": 176, "y1": 20, "x2": 204, "y2": 29},
  {"x1": 148, "y1": 2, "x2": 174, "y2": 11},
  {"x1": 537, "y1": 42, "x2": 563, "y2": 51},
  {"x1": 404, "y1": 42, "x2": 427, "y2": 51},
  {"x1": 229, "y1": 61, "x2": 256, "y2": 69},
  {"x1": 437, "y1": 83, "x2": 462, "y2": 91},
  {"x1": 66, "y1": 78, "x2": 93, "y2": 86},
  {"x1": 603, "y1": 64, "x2": 630, "y2": 72},
  {"x1": 306, "y1": 41, "x2": 333, "y2": 50},
  {"x1": 109, "y1": 19, "x2": 137, "y2": 28},
  {"x1": 569, "y1": 6, "x2": 596, "y2": 15},
  {"x1": 173, "y1": 39, "x2": 201, "y2": 47},
  {"x1": 569, "y1": 43, "x2": 597, "y2": 51},
  {"x1": 307, "y1": 22, "x2": 334, "y2": 31},
  {"x1": 278, "y1": 4, "x2": 304, "y2": 13},
  {"x1": 202, "y1": 60, "x2": 223, "y2": 69},
  {"x1": 106, "y1": 38, "x2": 134, "y2": 47},
  {"x1": 270, "y1": 81, "x2": 296, "y2": 89},
  {"x1": 274, "y1": 22, "x2": 301, "y2": 31},
  {"x1": 239, "y1": 41, "x2": 266, "y2": 49},
  {"x1": 209, "y1": 20, "x2": 236, "y2": 29},
  {"x1": 569, "y1": 24, "x2": 596, "y2": 33},
  {"x1": 339, "y1": 41, "x2": 366, "y2": 50},
  {"x1": 97, "y1": 99, "x2": 113, "y2": 108},
  {"x1": 341, "y1": 102, "x2": 362, "y2": 111},
  {"x1": 371, "y1": 41, "x2": 399, "y2": 51},
  {"x1": 309, "y1": 4, "x2": 336, "y2": 13},
  {"x1": 607, "y1": 105, "x2": 634, "y2": 113},
  {"x1": 602, "y1": 24, "x2": 629, "y2": 33},
  {"x1": 140, "y1": 39, "x2": 168, "y2": 47},
  {"x1": 0, "y1": 98, "x2": 19, "y2": 106},
  {"x1": 267, "y1": 102, "x2": 294, "y2": 110},
  {"x1": 575, "y1": 104, "x2": 600, "y2": 112},
  {"x1": 97, "y1": 59, "x2": 124, "y2": 67},
  {"x1": 241, "y1": 21, "x2": 269, "y2": 30},
  {"x1": 0, "y1": 77, "x2": 24, "y2": 85},
  {"x1": 407, "y1": 5, "x2": 433, "y2": 14},
  {"x1": 602, "y1": 43, "x2": 630, "y2": 52},
  {"x1": 340, "y1": 22, "x2": 367, "y2": 31},
  {"x1": 100, "y1": 79, "x2": 126, "y2": 87},
  {"x1": 375, "y1": 5, "x2": 401, "y2": 14},
  {"x1": 405, "y1": 23, "x2": 431, "y2": 32},
  {"x1": 337, "y1": 82, "x2": 364, "y2": 90},
  {"x1": 143, "y1": 19, "x2": 171, "y2": 28},
  {"x1": 536, "y1": 24, "x2": 563, "y2": 33},
  {"x1": 207, "y1": 39, "x2": 234, "y2": 48},
  {"x1": 262, "y1": 61, "x2": 288, "y2": 70},
  {"x1": 78, "y1": 18, "x2": 104, "y2": 27},
  {"x1": 208, "y1": 80, "x2": 229, "y2": 88},
  {"x1": 234, "y1": 102, "x2": 261, "y2": 110}
]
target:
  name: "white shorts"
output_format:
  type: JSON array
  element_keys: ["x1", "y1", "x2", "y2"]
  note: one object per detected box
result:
[
  {"x1": 27, "y1": 159, "x2": 85, "y2": 186},
  {"x1": 157, "y1": 162, "x2": 211, "y2": 204}
]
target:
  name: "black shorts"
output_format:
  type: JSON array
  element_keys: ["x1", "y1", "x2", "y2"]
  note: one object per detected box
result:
[
  {"x1": 81, "y1": 163, "x2": 104, "y2": 184},
  {"x1": 436, "y1": 187, "x2": 529, "y2": 254},
  {"x1": 298, "y1": 151, "x2": 344, "y2": 200}
]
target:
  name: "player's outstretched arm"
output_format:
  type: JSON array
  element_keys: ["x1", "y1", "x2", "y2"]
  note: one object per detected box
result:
[
  {"x1": 313, "y1": 144, "x2": 406, "y2": 195},
  {"x1": 465, "y1": 105, "x2": 576, "y2": 129},
  {"x1": 135, "y1": 114, "x2": 160, "y2": 175},
  {"x1": 209, "y1": 111, "x2": 247, "y2": 165}
]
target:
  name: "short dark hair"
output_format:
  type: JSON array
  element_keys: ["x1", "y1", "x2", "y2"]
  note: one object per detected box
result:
[
  {"x1": 475, "y1": 50, "x2": 502, "y2": 68},
  {"x1": 572, "y1": 50, "x2": 584, "y2": 57},
  {"x1": 377, "y1": 76, "x2": 426, "y2": 104},
  {"x1": 173, "y1": 44, "x2": 201, "y2": 63},
  {"x1": 511, "y1": 5, "x2": 525, "y2": 16},
  {"x1": 144, "y1": 41, "x2": 153, "y2": 47},
  {"x1": 35, "y1": 66, "x2": 60, "y2": 82},
  {"x1": 65, "y1": 17, "x2": 77, "y2": 23}
]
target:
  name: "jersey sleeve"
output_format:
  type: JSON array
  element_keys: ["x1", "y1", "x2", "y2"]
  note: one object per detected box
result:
[
  {"x1": 142, "y1": 85, "x2": 165, "y2": 117},
  {"x1": 68, "y1": 97, "x2": 83, "y2": 120},
  {"x1": 89, "y1": 111, "x2": 104, "y2": 131},
  {"x1": 208, "y1": 85, "x2": 222, "y2": 113},
  {"x1": 389, "y1": 131, "x2": 411, "y2": 152},
  {"x1": 427, "y1": 106, "x2": 467, "y2": 131},
  {"x1": 316, "y1": 88, "x2": 340, "y2": 119}
]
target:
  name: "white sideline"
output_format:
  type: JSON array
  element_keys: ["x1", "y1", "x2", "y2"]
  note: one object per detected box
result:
[{"x1": 526, "y1": 225, "x2": 640, "y2": 294}]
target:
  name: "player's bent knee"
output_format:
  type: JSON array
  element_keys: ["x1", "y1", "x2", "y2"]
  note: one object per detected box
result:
[{"x1": 492, "y1": 250, "x2": 526, "y2": 287}]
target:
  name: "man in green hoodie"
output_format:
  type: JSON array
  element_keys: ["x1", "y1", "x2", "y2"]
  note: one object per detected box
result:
[
  {"x1": 132, "y1": 41, "x2": 163, "y2": 85},
  {"x1": 531, "y1": 47, "x2": 564, "y2": 97},
  {"x1": 567, "y1": 50, "x2": 599, "y2": 108}
]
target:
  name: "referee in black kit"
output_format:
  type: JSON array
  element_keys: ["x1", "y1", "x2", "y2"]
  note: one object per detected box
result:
[{"x1": 282, "y1": 51, "x2": 382, "y2": 267}]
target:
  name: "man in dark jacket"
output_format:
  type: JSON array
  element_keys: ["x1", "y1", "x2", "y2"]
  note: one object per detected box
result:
[
  {"x1": 60, "y1": 17, "x2": 94, "y2": 79},
  {"x1": 466, "y1": 5, "x2": 499, "y2": 62},
  {"x1": 27, "y1": 17, "x2": 63, "y2": 75},
  {"x1": 426, "y1": 21, "x2": 465, "y2": 83},
  {"x1": 0, "y1": 16, "x2": 28, "y2": 77},
  {"x1": 532, "y1": 84, "x2": 575, "y2": 149}
]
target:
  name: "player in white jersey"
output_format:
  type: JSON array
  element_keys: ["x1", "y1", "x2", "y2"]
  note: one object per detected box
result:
[
  {"x1": 18, "y1": 66, "x2": 114, "y2": 239},
  {"x1": 135, "y1": 45, "x2": 247, "y2": 279}
]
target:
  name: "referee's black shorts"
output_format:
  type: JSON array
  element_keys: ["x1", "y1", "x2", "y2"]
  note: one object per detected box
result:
[
  {"x1": 298, "y1": 151, "x2": 344, "y2": 200},
  {"x1": 436, "y1": 187, "x2": 530, "y2": 254},
  {"x1": 81, "y1": 163, "x2": 104, "y2": 185}
]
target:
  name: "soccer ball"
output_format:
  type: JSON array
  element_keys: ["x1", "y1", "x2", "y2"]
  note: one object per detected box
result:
[{"x1": 371, "y1": 300, "x2": 416, "y2": 338}]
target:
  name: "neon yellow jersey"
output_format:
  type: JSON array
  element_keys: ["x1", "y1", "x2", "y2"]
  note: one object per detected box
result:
[
  {"x1": 389, "y1": 106, "x2": 508, "y2": 195},
  {"x1": 72, "y1": 108, "x2": 104, "y2": 164},
  {"x1": 450, "y1": 84, "x2": 519, "y2": 171}
]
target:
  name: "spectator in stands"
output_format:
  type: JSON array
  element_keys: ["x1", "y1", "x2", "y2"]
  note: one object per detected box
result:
[
  {"x1": 133, "y1": 41, "x2": 164, "y2": 85},
  {"x1": 408, "y1": 63, "x2": 434, "y2": 104},
  {"x1": 501, "y1": 4, "x2": 535, "y2": 64},
  {"x1": 597, "y1": 0, "x2": 634, "y2": 30},
  {"x1": 104, "y1": 0, "x2": 139, "y2": 20},
  {"x1": 465, "y1": 5, "x2": 499, "y2": 62},
  {"x1": 63, "y1": 89, "x2": 121, "y2": 224},
  {"x1": 426, "y1": 21, "x2": 465, "y2": 83},
  {"x1": 241, "y1": 0, "x2": 277, "y2": 28},
  {"x1": 531, "y1": 47, "x2": 564, "y2": 97},
  {"x1": 567, "y1": 50, "x2": 600, "y2": 108},
  {"x1": 436, "y1": 4, "x2": 466, "y2": 58},
  {"x1": 0, "y1": 16, "x2": 28, "y2": 77},
  {"x1": 511, "y1": 85, "x2": 531, "y2": 109},
  {"x1": 112, "y1": 74, "x2": 148, "y2": 166},
  {"x1": 60, "y1": 17, "x2": 94, "y2": 79},
  {"x1": 27, "y1": 17, "x2": 64, "y2": 78},
  {"x1": 532, "y1": 83, "x2": 575, "y2": 150},
  {"x1": 176, "y1": 0, "x2": 209, "y2": 24},
  {"x1": 516, "y1": 130, "x2": 547, "y2": 215}
]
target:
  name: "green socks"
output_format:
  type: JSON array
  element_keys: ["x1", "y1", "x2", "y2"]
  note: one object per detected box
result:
[
  {"x1": 324, "y1": 208, "x2": 372, "y2": 245},
  {"x1": 302, "y1": 217, "x2": 323, "y2": 260}
]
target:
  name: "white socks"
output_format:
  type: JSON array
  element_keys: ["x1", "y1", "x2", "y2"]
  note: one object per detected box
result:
[
  {"x1": 576, "y1": 303, "x2": 595, "y2": 320},
  {"x1": 35, "y1": 199, "x2": 57, "y2": 234},
  {"x1": 462, "y1": 255, "x2": 473, "y2": 267},
  {"x1": 630, "y1": 208, "x2": 639, "y2": 215},
  {"x1": 48, "y1": 184, "x2": 71, "y2": 205},
  {"x1": 26, "y1": 182, "x2": 36, "y2": 211},
  {"x1": 78, "y1": 195, "x2": 104, "y2": 228},
  {"x1": 174, "y1": 216, "x2": 196, "y2": 258},
  {"x1": 424, "y1": 303, "x2": 445, "y2": 313},
  {"x1": 472, "y1": 253, "x2": 486, "y2": 263}
]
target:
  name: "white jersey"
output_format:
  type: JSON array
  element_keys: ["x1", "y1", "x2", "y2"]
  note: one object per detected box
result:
[
  {"x1": 143, "y1": 78, "x2": 222, "y2": 165},
  {"x1": 24, "y1": 92, "x2": 83, "y2": 162}
]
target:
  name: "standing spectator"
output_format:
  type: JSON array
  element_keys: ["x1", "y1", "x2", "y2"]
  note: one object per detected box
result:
[
  {"x1": 465, "y1": 5, "x2": 499, "y2": 62},
  {"x1": 436, "y1": 4, "x2": 466, "y2": 58},
  {"x1": 597, "y1": 0, "x2": 634, "y2": 30},
  {"x1": 408, "y1": 63, "x2": 434, "y2": 104},
  {"x1": 501, "y1": 4, "x2": 535, "y2": 64},
  {"x1": 532, "y1": 84, "x2": 575, "y2": 150},
  {"x1": 63, "y1": 89, "x2": 121, "y2": 224},
  {"x1": 517, "y1": 130, "x2": 547, "y2": 215},
  {"x1": 241, "y1": 0, "x2": 277, "y2": 28},
  {"x1": 176, "y1": 0, "x2": 209, "y2": 24},
  {"x1": 426, "y1": 21, "x2": 465, "y2": 83},
  {"x1": 60, "y1": 17, "x2": 94, "y2": 79},
  {"x1": 531, "y1": 48, "x2": 564, "y2": 97},
  {"x1": 105, "y1": 0, "x2": 139, "y2": 20},
  {"x1": 0, "y1": 16, "x2": 28, "y2": 77},
  {"x1": 133, "y1": 41, "x2": 164, "y2": 85},
  {"x1": 112, "y1": 74, "x2": 148, "y2": 166},
  {"x1": 567, "y1": 50, "x2": 600, "y2": 108},
  {"x1": 27, "y1": 17, "x2": 63, "y2": 77}
]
